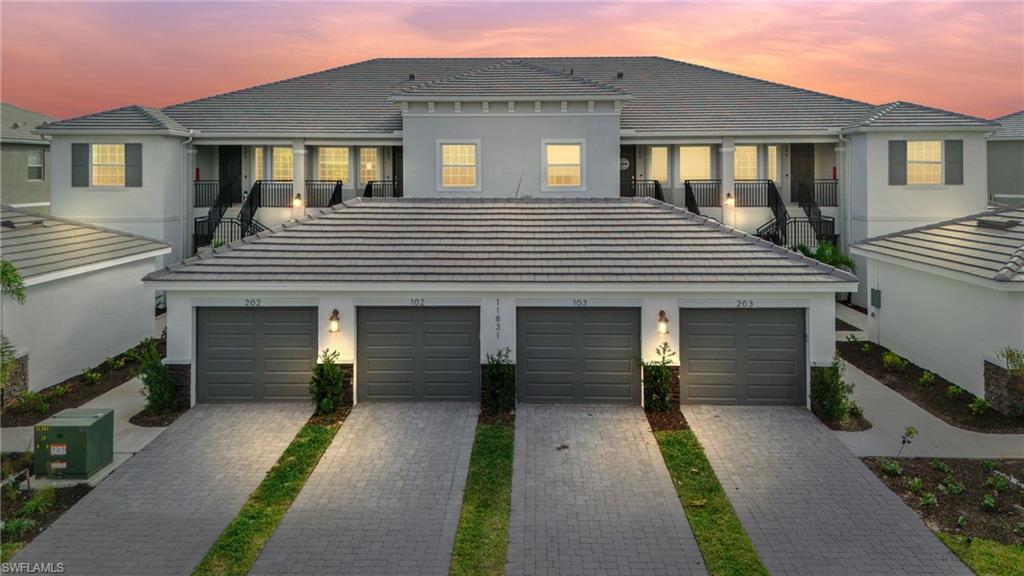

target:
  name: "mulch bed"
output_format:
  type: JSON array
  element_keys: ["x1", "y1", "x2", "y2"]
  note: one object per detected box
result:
[
  {"x1": 819, "y1": 412, "x2": 872, "y2": 432},
  {"x1": 307, "y1": 407, "x2": 351, "y2": 426},
  {"x1": 129, "y1": 406, "x2": 189, "y2": 428},
  {"x1": 479, "y1": 409, "x2": 515, "y2": 426},
  {"x1": 1, "y1": 481, "x2": 93, "y2": 548},
  {"x1": 646, "y1": 407, "x2": 689, "y2": 431},
  {"x1": 837, "y1": 341, "x2": 1024, "y2": 434},
  {"x1": 835, "y1": 318, "x2": 860, "y2": 332},
  {"x1": 2, "y1": 339, "x2": 167, "y2": 428},
  {"x1": 864, "y1": 457, "x2": 1024, "y2": 546}
]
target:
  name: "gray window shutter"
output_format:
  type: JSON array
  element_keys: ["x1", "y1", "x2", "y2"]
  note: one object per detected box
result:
[
  {"x1": 125, "y1": 143, "x2": 143, "y2": 187},
  {"x1": 944, "y1": 140, "x2": 963, "y2": 185},
  {"x1": 71, "y1": 143, "x2": 89, "y2": 187},
  {"x1": 888, "y1": 140, "x2": 907, "y2": 185}
]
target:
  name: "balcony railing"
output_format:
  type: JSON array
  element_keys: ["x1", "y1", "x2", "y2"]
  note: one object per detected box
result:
[
  {"x1": 306, "y1": 180, "x2": 344, "y2": 207},
  {"x1": 621, "y1": 179, "x2": 665, "y2": 201},
  {"x1": 684, "y1": 179, "x2": 721, "y2": 207},
  {"x1": 734, "y1": 179, "x2": 775, "y2": 207},
  {"x1": 363, "y1": 180, "x2": 402, "y2": 198},
  {"x1": 756, "y1": 217, "x2": 838, "y2": 250},
  {"x1": 814, "y1": 179, "x2": 838, "y2": 207},
  {"x1": 257, "y1": 180, "x2": 294, "y2": 207},
  {"x1": 193, "y1": 180, "x2": 220, "y2": 207}
]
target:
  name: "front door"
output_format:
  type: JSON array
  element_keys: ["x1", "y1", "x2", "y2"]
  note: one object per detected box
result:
[
  {"x1": 219, "y1": 146, "x2": 243, "y2": 202},
  {"x1": 619, "y1": 145, "x2": 636, "y2": 197},
  {"x1": 391, "y1": 147, "x2": 403, "y2": 184},
  {"x1": 790, "y1": 144, "x2": 814, "y2": 203}
]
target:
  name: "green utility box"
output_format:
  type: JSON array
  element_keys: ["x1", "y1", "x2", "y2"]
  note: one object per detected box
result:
[{"x1": 33, "y1": 408, "x2": 114, "y2": 479}]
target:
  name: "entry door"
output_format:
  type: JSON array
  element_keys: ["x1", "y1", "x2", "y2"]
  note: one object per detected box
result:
[
  {"x1": 790, "y1": 144, "x2": 815, "y2": 203},
  {"x1": 219, "y1": 146, "x2": 243, "y2": 202},
  {"x1": 391, "y1": 147, "x2": 403, "y2": 184},
  {"x1": 619, "y1": 145, "x2": 636, "y2": 197}
]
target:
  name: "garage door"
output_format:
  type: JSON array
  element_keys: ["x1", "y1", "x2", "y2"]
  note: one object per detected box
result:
[
  {"x1": 680, "y1": 308, "x2": 806, "y2": 405},
  {"x1": 196, "y1": 307, "x2": 317, "y2": 402},
  {"x1": 357, "y1": 307, "x2": 480, "y2": 401},
  {"x1": 517, "y1": 308, "x2": 640, "y2": 403}
]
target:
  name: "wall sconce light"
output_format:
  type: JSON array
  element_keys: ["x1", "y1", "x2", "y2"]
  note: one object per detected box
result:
[
  {"x1": 293, "y1": 193, "x2": 303, "y2": 208},
  {"x1": 657, "y1": 310, "x2": 670, "y2": 335},
  {"x1": 328, "y1": 309, "x2": 340, "y2": 333},
  {"x1": 724, "y1": 192, "x2": 735, "y2": 207}
]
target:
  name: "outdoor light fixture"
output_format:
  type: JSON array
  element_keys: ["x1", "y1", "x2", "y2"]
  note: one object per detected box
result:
[
  {"x1": 293, "y1": 193, "x2": 303, "y2": 208},
  {"x1": 657, "y1": 310, "x2": 670, "y2": 335},
  {"x1": 724, "y1": 192, "x2": 735, "y2": 207},
  {"x1": 328, "y1": 309, "x2": 340, "y2": 333}
]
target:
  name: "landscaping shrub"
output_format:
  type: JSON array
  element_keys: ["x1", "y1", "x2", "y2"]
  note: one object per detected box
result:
[
  {"x1": 810, "y1": 358, "x2": 854, "y2": 423},
  {"x1": 1, "y1": 518, "x2": 35, "y2": 539},
  {"x1": 881, "y1": 460, "x2": 903, "y2": 476},
  {"x1": 982, "y1": 493, "x2": 997, "y2": 511},
  {"x1": 308, "y1": 349, "x2": 347, "y2": 415},
  {"x1": 640, "y1": 343, "x2": 675, "y2": 412},
  {"x1": 860, "y1": 342, "x2": 872, "y2": 354},
  {"x1": 982, "y1": 460, "x2": 996, "y2": 472},
  {"x1": 919, "y1": 492, "x2": 938, "y2": 508},
  {"x1": 998, "y1": 347, "x2": 1024, "y2": 381},
  {"x1": 134, "y1": 338, "x2": 177, "y2": 413},
  {"x1": 968, "y1": 396, "x2": 991, "y2": 416},
  {"x1": 930, "y1": 460, "x2": 950, "y2": 473},
  {"x1": 81, "y1": 368, "x2": 101, "y2": 385},
  {"x1": 941, "y1": 477, "x2": 966, "y2": 496},
  {"x1": 947, "y1": 385, "x2": 965, "y2": 398},
  {"x1": 881, "y1": 351, "x2": 908, "y2": 373},
  {"x1": 918, "y1": 371, "x2": 935, "y2": 387},
  {"x1": 482, "y1": 348, "x2": 515, "y2": 415},
  {"x1": 907, "y1": 477, "x2": 924, "y2": 494}
]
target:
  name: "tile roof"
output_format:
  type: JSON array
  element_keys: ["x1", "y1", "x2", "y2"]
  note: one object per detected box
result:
[
  {"x1": 852, "y1": 208, "x2": 1024, "y2": 285},
  {"x1": 391, "y1": 60, "x2": 629, "y2": 101},
  {"x1": 846, "y1": 101, "x2": 995, "y2": 130},
  {"x1": 147, "y1": 198, "x2": 856, "y2": 285},
  {"x1": 1, "y1": 207, "x2": 170, "y2": 283},
  {"x1": 1, "y1": 103, "x2": 53, "y2": 144},
  {"x1": 37, "y1": 104, "x2": 189, "y2": 135},
  {"x1": 990, "y1": 110, "x2": 1024, "y2": 140}
]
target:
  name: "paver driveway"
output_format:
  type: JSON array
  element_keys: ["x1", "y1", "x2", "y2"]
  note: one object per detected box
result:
[
  {"x1": 507, "y1": 404, "x2": 707, "y2": 576},
  {"x1": 251, "y1": 402, "x2": 478, "y2": 576},
  {"x1": 685, "y1": 406, "x2": 971, "y2": 576},
  {"x1": 13, "y1": 403, "x2": 310, "y2": 576}
]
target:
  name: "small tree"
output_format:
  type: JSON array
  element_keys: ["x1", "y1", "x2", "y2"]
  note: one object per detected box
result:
[
  {"x1": 640, "y1": 343, "x2": 676, "y2": 412},
  {"x1": 309, "y1": 349, "x2": 346, "y2": 415},
  {"x1": 999, "y1": 347, "x2": 1024, "y2": 381},
  {"x1": 134, "y1": 338, "x2": 177, "y2": 412},
  {"x1": 810, "y1": 357, "x2": 854, "y2": 422},
  {"x1": 482, "y1": 348, "x2": 515, "y2": 414},
  {"x1": 1, "y1": 260, "x2": 26, "y2": 395}
]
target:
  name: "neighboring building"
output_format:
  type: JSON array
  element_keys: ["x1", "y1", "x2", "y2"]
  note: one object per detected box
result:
[
  {"x1": 0, "y1": 207, "x2": 169, "y2": 394},
  {"x1": 1, "y1": 103, "x2": 54, "y2": 212},
  {"x1": 852, "y1": 209, "x2": 1023, "y2": 411},
  {"x1": 988, "y1": 110, "x2": 1024, "y2": 207}
]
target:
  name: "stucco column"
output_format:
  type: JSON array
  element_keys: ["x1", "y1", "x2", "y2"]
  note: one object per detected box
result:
[
  {"x1": 292, "y1": 142, "x2": 306, "y2": 218},
  {"x1": 834, "y1": 142, "x2": 849, "y2": 251},
  {"x1": 720, "y1": 137, "x2": 735, "y2": 226},
  {"x1": 184, "y1": 145, "x2": 197, "y2": 255}
]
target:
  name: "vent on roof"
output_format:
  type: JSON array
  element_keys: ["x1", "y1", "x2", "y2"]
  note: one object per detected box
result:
[
  {"x1": 616, "y1": 71, "x2": 624, "y2": 79},
  {"x1": 977, "y1": 217, "x2": 1020, "y2": 230},
  {"x1": 408, "y1": 72, "x2": 416, "y2": 81}
]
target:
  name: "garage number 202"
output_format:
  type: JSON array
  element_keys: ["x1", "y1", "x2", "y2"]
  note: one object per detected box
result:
[
  {"x1": 244, "y1": 298, "x2": 261, "y2": 307},
  {"x1": 736, "y1": 299, "x2": 754, "y2": 309}
]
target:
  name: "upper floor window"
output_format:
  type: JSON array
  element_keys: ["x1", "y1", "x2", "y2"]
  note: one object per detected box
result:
[
  {"x1": 319, "y1": 147, "x2": 349, "y2": 182},
  {"x1": 27, "y1": 149, "x2": 44, "y2": 181},
  {"x1": 649, "y1": 146, "x2": 668, "y2": 183},
  {"x1": 359, "y1": 147, "x2": 380, "y2": 183},
  {"x1": 254, "y1": 147, "x2": 264, "y2": 181},
  {"x1": 767, "y1": 145, "x2": 778, "y2": 182},
  {"x1": 907, "y1": 141, "x2": 942, "y2": 185},
  {"x1": 679, "y1": 146, "x2": 711, "y2": 182},
  {"x1": 272, "y1": 147, "x2": 293, "y2": 180},
  {"x1": 734, "y1": 145, "x2": 758, "y2": 180},
  {"x1": 439, "y1": 142, "x2": 479, "y2": 189},
  {"x1": 92, "y1": 144, "x2": 125, "y2": 186},
  {"x1": 543, "y1": 141, "x2": 584, "y2": 190}
]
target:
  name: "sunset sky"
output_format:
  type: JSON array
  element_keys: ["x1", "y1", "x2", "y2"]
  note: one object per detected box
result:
[{"x1": 2, "y1": 1, "x2": 1022, "y2": 120}]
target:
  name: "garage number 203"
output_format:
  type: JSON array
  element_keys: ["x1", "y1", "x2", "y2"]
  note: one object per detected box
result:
[{"x1": 736, "y1": 299, "x2": 754, "y2": 309}]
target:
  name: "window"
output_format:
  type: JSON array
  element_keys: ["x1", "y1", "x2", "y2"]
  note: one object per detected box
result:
[
  {"x1": 318, "y1": 147, "x2": 349, "y2": 182},
  {"x1": 439, "y1": 143, "x2": 478, "y2": 188},
  {"x1": 767, "y1": 145, "x2": 778, "y2": 182},
  {"x1": 678, "y1": 146, "x2": 711, "y2": 182},
  {"x1": 649, "y1": 146, "x2": 668, "y2": 183},
  {"x1": 27, "y1": 150, "x2": 44, "y2": 181},
  {"x1": 272, "y1": 147, "x2": 293, "y2": 180},
  {"x1": 544, "y1": 142, "x2": 583, "y2": 188},
  {"x1": 359, "y1": 148, "x2": 379, "y2": 183},
  {"x1": 254, "y1": 147, "x2": 264, "y2": 181},
  {"x1": 907, "y1": 140, "x2": 942, "y2": 185},
  {"x1": 734, "y1": 145, "x2": 758, "y2": 180},
  {"x1": 91, "y1": 144, "x2": 125, "y2": 186}
]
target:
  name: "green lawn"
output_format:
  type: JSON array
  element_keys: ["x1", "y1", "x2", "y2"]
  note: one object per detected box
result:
[
  {"x1": 939, "y1": 533, "x2": 1024, "y2": 576},
  {"x1": 449, "y1": 423, "x2": 515, "y2": 576},
  {"x1": 654, "y1": 430, "x2": 769, "y2": 576},
  {"x1": 192, "y1": 420, "x2": 341, "y2": 576},
  {"x1": 2, "y1": 542, "x2": 25, "y2": 562}
]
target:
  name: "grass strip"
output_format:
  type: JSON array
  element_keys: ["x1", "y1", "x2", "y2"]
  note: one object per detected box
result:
[
  {"x1": 938, "y1": 533, "x2": 1024, "y2": 576},
  {"x1": 655, "y1": 430, "x2": 769, "y2": 576},
  {"x1": 449, "y1": 423, "x2": 515, "y2": 576},
  {"x1": 193, "y1": 420, "x2": 341, "y2": 576},
  {"x1": 2, "y1": 542, "x2": 25, "y2": 562}
]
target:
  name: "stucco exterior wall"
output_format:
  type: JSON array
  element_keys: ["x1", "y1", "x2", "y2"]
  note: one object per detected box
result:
[
  {"x1": 401, "y1": 100, "x2": 620, "y2": 198},
  {"x1": 1, "y1": 142, "x2": 51, "y2": 208},
  {"x1": 988, "y1": 140, "x2": 1024, "y2": 206},
  {"x1": 1, "y1": 258, "x2": 159, "y2": 392},
  {"x1": 864, "y1": 258, "x2": 1023, "y2": 397}
]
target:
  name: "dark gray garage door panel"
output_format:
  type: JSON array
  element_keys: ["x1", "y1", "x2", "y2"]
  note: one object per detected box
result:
[
  {"x1": 680, "y1": 308, "x2": 805, "y2": 405},
  {"x1": 357, "y1": 307, "x2": 480, "y2": 401},
  {"x1": 196, "y1": 307, "x2": 317, "y2": 403},
  {"x1": 517, "y1": 308, "x2": 640, "y2": 403}
]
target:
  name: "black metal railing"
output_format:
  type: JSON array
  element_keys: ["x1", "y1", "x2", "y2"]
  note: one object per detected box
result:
[
  {"x1": 193, "y1": 180, "x2": 220, "y2": 207},
  {"x1": 306, "y1": 180, "x2": 344, "y2": 207},
  {"x1": 756, "y1": 217, "x2": 838, "y2": 250},
  {"x1": 683, "y1": 182, "x2": 700, "y2": 214},
  {"x1": 621, "y1": 179, "x2": 664, "y2": 201},
  {"x1": 363, "y1": 180, "x2": 402, "y2": 198},
  {"x1": 766, "y1": 179, "x2": 787, "y2": 228},
  {"x1": 197, "y1": 218, "x2": 270, "y2": 250},
  {"x1": 814, "y1": 179, "x2": 838, "y2": 207},
  {"x1": 734, "y1": 179, "x2": 772, "y2": 207},
  {"x1": 257, "y1": 180, "x2": 293, "y2": 207},
  {"x1": 238, "y1": 180, "x2": 262, "y2": 234},
  {"x1": 684, "y1": 179, "x2": 721, "y2": 207},
  {"x1": 192, "y1": 182, "x2": 234, "y2": 250}
]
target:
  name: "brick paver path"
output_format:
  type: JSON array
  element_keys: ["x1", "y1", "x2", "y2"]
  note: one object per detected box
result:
[
  {"x1": 685, "y1": 406, "x2": 972, "y2": 576},
  {"x1": 13, "y1": 403, "x2": 310, "y2": 576},
  {"x1": 507, "y1": 404, "x2": 707, "y2": 576},
  {"x1": 251, "y1": 402, "x2": 478, "y2": 576}
]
